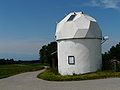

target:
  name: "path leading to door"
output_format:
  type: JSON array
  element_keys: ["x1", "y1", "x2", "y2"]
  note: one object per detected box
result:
[{"x1": 0, "y1": 69, "x2": 120, "y2": 90}]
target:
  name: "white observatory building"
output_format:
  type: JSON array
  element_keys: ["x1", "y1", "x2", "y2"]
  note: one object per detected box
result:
[{"x1": 55, "y1": 12, "x2": 102, "y2": 75}]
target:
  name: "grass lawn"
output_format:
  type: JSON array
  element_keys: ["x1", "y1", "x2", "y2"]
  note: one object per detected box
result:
[
  {"x1": 0, "y1": 64, "x2": 44, "y2": 79},
  {"x1": 37, "y1": 69, "x2": 120, "y2": 81}
]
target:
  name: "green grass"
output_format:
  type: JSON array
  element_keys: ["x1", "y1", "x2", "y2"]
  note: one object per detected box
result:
[
  {"x1": 0, "y1": 64, "x2": 44, "y2": 79},
  {"x1": 37, "y1": 69, "x2": 120, "y2": 81}
]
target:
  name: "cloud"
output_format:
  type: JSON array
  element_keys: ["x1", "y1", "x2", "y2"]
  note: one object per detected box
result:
[
  {"x1": 101, "y1": 0, "x2": 120, "y2": 9},
  {"x1": 85, "y1": 0, "x2": 100, "y2": 7},
  {"x1": 0, "y1": 39, "x2": 51, "y2": 60},
  {"x1": 0, "y1": 40, "x2": 41, "y2": 54},
  {"x1": 84, "y1": 0, "x2": 120, "y2": 9}
]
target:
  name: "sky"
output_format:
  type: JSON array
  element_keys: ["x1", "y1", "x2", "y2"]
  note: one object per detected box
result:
[{"x1": 0, "y1": 0, "x2": 120, "y2": 60}]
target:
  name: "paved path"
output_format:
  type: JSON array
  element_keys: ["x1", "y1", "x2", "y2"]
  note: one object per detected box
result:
[{"x1": 0, "y1": 69, "x2": 120, "y2": 90}]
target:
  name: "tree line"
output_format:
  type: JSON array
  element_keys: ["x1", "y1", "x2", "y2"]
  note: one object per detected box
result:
[
  {"x1": 102, "y1": 42, "x2": 120, "y2": 70},
  {"x1": 0, "y1": 59, "x2": 15, "y2": 65},
  {"x1": 0, "y1": 58, "x2": 40, "y2": 65}
]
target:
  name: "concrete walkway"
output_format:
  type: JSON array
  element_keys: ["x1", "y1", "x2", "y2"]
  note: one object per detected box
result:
[{"x1": 0, "y1": 69, "x2": 120, "y2": 90}]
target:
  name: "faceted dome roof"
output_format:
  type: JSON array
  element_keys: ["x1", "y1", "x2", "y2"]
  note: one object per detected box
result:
[{"x1": 55, "y1": 12, "x2": 102, "y2": 40}]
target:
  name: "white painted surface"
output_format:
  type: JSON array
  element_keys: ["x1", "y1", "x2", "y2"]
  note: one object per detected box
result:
[
  {"x1": 57, "y1": 39, "x2": 102, "y2": 75},
  {"x1": 55, "y1": 12, "x2": 102, "y2": 40},
  {"x1": 56, "y1": 12, "x2": 102, "y2": 75}
]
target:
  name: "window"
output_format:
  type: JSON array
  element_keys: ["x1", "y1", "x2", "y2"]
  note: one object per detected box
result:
[
  {"x1": 68, "y1": 56, "x2": 75, "y2": 65},
  {"x1": 67, "y1": 14, "x2": 76, "y2": 21}
]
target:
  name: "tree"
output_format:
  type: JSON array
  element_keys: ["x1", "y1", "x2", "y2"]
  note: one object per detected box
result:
[
  {"x1": 102, "y1": 42, "x2": 120, "y2": 70},
  {"x1": 0, "y1": 58, "x2": 15, "y2": 65},
  {"x1": 39, "y1": 42, "x2": 57, "y2": 64},
  {"x1": 109, "y1": 42, "x2": 120, "y2": 60}
]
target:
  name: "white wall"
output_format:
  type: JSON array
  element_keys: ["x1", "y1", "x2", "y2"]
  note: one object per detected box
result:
[{"x1": 57, "y1": 39, "x2": 102, "y2": 75}]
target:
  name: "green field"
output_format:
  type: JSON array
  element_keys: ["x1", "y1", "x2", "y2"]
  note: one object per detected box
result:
[
  {"x1": 0, "y1": 64, "x2": 44, "y2": 79},
  {"x1": 38, "y1": 69, "x2": 120, "y2": 81}
]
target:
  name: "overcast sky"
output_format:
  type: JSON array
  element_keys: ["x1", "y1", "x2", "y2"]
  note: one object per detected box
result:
[{"x1": 0, "y1": 0, "x2": 120, "y2": 60}]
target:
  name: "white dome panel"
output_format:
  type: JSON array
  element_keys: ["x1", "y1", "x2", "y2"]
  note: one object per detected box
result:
[
  {"x1": 74, "y1": 14, "x2": 90, "y2": 29},
  {"x1": 85, "y1": 22, "x2": 102, "y2": 38},
  {"x1": 56, "y1": 12, "x2": 102, "y2": 40}
]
